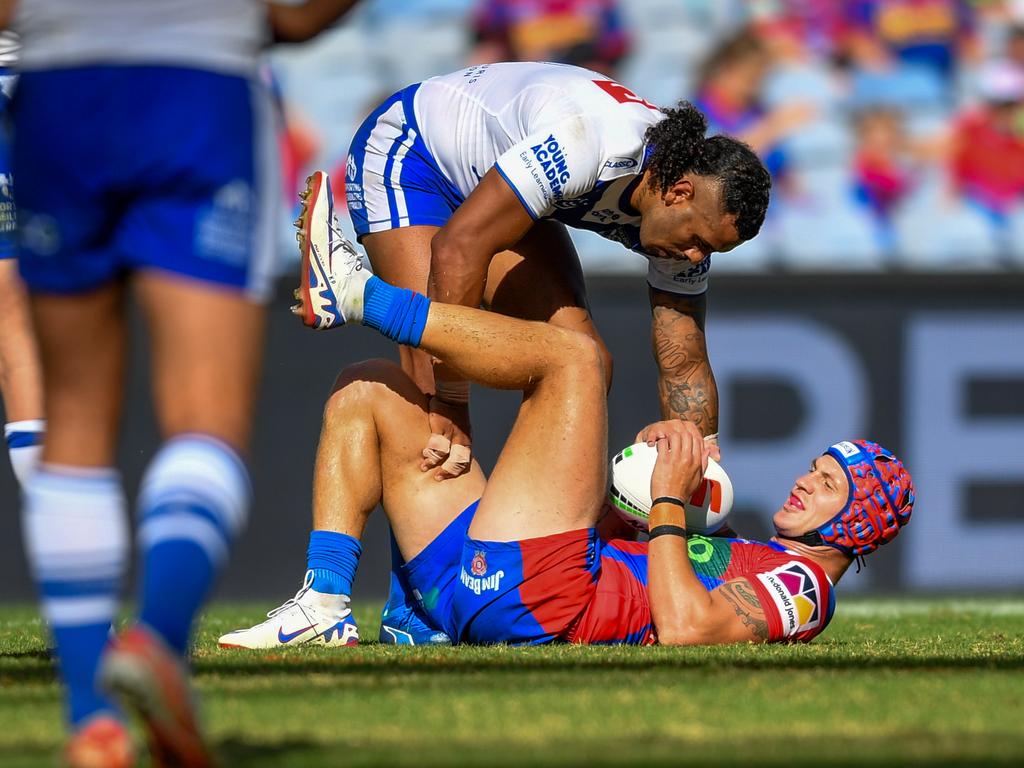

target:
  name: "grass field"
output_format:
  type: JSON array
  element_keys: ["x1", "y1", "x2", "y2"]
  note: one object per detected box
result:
[{"x1": 1, "y1": 599, "x2": 1022, "y2": 767}]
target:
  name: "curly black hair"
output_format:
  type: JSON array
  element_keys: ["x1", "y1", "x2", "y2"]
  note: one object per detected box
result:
[{"x1": 644, "y1": 102, "x2": 771, "y2": 242}]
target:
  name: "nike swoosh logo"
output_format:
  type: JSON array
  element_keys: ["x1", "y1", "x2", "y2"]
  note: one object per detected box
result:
[{"x1": 278, "y1": 623, "x2": 316, "y2": 643}]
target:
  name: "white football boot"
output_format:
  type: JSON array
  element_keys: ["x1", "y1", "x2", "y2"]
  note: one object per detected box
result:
[
  {"x1": 217, "y1": 571, "x2": 359, "y2": 649},
  {"x1": 293, "y1": 170, "x2": 370, "y2": 330}
]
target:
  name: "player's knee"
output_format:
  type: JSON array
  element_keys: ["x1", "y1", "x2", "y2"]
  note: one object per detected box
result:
[
  {"x1": 325, "y1": 360, "x2": 395, "y2": 418},
  {"x1": 330, "y1": 359, "x2": 403, "y2": 395},
  {"x1": 559, "y1": 331, "x2": 607, "y2": 388},
  {"x1": 324, "y1": 359, "x2": 422, "y2": 426}
]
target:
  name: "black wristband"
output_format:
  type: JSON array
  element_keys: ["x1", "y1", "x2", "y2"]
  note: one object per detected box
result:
[
  {"x1": 651, "y1": 496, "x2": 686, "y2": 509},
  {"x1": 648, "y1": 524, "x2": 688, "y2": 540}
]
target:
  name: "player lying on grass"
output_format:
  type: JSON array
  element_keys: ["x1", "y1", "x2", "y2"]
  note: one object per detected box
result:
[{"x1": 219, "y1": 209, "x2": 916, "y2": 648}]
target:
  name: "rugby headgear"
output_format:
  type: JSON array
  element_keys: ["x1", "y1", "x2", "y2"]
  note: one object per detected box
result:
[{"x1": 782, "y1": 440, "x2": 915, "y2": 557}]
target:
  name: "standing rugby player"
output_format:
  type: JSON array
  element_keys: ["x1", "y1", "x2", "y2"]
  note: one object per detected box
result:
[
  {"x1": 225, "y1": 62, "x2": 772, "y2": 648},
  {"x1": 4, "y1": 1, "x2": 358, "y2": 765}
]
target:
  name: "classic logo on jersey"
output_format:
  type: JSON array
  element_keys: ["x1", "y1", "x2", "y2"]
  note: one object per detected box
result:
[
  {"x1": 346, "y1": 154, "x2": 358, "y2": 181},
  {"x1": 530, "y1": 134, "x2": 571, "y2": 200},
  {"x1": 604, "y1": 157, "x2": 637, "y2": 170},
  {"x1": 757, "y1": 561, "x2": 824, "y2": 637}
]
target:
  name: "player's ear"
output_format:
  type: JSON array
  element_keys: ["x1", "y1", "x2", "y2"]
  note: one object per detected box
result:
[{"x1": 664, "y1": 177, "x2": 695, "y2": 205}]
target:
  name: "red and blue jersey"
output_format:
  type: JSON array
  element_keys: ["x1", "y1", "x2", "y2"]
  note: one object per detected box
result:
[
  {"x1": 406, "y1": 502, "x2": 836, "y2": 646},
  {"x1": 568, "y1": 535, "x2": 837, "y2": 645}
]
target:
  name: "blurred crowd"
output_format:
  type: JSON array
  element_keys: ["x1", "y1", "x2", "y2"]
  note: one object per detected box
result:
[{"x1": 270, "y1": 0, "x2": 1024, "y2": 272}]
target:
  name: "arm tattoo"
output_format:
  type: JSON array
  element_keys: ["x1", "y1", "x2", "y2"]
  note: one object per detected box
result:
[
  {"x1": 718, "y1": 581, "x2": 770, "y2": 642},
  {"x1": 651, "y1": 304, "x2": 719, "y2": 434}
]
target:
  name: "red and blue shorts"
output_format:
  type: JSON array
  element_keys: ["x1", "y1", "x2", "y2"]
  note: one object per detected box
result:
[{"x1": 451, "y1": 527, "x2": 601, "y2": 645}]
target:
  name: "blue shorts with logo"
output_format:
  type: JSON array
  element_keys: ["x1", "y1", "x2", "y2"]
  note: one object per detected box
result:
[
  {"x1": 12, "y1": 66, "x2": 278, "y2": 299},
  {"x1": 402, "y1": 502, "x2": 602, "y2": 645},
  {"x1": 403, "y1": 500, "x2": 479, "y2": 640},
  {"x1": 0, "y1": 70, "x2": 16, "y2": 261},
  {"x1": 346, "y1": 84, "x2": 464, "y2": 240},
  {"x1": 452, "y1": 527, "x2": 601, "y2": 645}
]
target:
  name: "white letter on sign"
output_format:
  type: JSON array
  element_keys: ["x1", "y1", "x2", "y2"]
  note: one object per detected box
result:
[{"x1": 906, "y1": 314, "x2": 1024, "y2": 589}]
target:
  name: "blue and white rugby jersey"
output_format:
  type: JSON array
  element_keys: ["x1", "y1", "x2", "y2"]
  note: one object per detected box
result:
[
  {"x1": 12, "y1": 0, "x2": 268, "y2": 77},
  {"x1": 411, "y1": 62, "x2": 711, "y2": 296}
]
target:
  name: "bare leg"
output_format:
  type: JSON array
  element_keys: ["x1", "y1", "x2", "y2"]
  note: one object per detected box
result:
[
  {"x1": 413, "y1": 304, "x2": 609, "y2": 541},
  {"x1": 347, "y1": 223, "x2": 612, "y2": 540},
  {"x1": 31, "y1": 283, "x2": 127, "y2": 466},
  {"x1": 313, "y1": 359, "x2": 485, "y2": 560},
  {"x1": 0, "y1": 260, "x2": 44, "y2": 421},
  {"x1": 484, "y1": 220, "x2": 613, "y2": 389},
  {"x1": 134, "y1": 273, "x2": 265, "y2": 451},
  {"x1": 362, "y1": 226, "x2": 439, "y2": 393},
  {"x1": 364, "y1": 222, "x2": 614, "y2": 392},
  {"x1": 22, "y1": 282, "x2": 129, "y2": 728}
]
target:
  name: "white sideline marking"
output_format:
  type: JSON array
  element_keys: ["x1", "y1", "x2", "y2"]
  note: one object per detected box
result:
[{"x1": 840, "y1": 599, "x2": 1024, "y2": 617}]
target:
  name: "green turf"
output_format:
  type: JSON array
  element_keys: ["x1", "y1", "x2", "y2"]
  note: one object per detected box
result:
[{"x1": 1, "y1": 599, "x2": 1022, "y2": 767}]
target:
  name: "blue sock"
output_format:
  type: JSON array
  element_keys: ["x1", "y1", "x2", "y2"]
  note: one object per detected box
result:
[
  {"x1": 306, "y1": 530, "x2": 362, "y2": 595},
  {"x1": 362, "y1": 275, "x2": 431, "y2": 346},
  {"x1": 22, "y1": 466, "x2": 128, "y2": 726},
  {"x1": 137, "y1": 435, "x2": 250, "y2": 655}
]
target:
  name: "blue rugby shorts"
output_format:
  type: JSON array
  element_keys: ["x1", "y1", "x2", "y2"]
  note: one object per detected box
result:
[{"x1": 12, "y1": 65, "x2": 279, "y2": 300}]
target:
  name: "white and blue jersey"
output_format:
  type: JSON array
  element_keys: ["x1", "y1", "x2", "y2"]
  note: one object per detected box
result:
[
  {"x1": 9, "y1": 0, "x2": 279, "y2": 299},
  {"x1": 347, "y1": 62, "x2": 712, "y2": 296}
]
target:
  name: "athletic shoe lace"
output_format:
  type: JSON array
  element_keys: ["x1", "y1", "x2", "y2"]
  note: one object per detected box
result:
[
  {"x1": 266, "y1": 570, "x2": 316, "y2": 619},
  {"x1": 328, "y1": 217, "x2": 363, "y2": 275}
]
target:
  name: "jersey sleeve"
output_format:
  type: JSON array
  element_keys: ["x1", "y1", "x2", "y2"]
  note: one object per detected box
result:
[
  {"x1": 646, "y1": 256, "x2": 711, "y2": 297},
  {"x1": 494, "y1": 116, "x2": 602, "y2": 219},
  {"x1": 747, "y1": 558, "x2": 836, "y2": 642}
]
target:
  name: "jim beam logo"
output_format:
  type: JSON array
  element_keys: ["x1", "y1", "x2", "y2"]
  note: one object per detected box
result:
[{"x1": 461, "y1": 550, "x2": 505, "y2": 596}]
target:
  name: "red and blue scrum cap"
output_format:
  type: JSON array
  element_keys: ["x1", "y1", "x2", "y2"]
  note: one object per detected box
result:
[{"x1": 815, "y1": 440, "x2": 915, "y2": 557}]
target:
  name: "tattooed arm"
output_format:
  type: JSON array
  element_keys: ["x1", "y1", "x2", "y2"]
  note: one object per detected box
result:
[
  {"x1": 651, "y1": 568, "x2": 773, "y2": 646},
  {"x1": 716, "y1": 580, "x2": 770, "y2": 642},
  {"x1": 648, "y1": 287, "x2": 718, "y2": 442}
]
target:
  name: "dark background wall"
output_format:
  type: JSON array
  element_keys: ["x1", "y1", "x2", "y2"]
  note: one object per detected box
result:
[{"x1": 2, "y1": 272, "x2": 1023, "y2": 604}]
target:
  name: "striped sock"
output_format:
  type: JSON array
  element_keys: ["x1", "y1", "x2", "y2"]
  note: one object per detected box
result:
[
  {"x1": 5, "y1": 419, "x2": 45, "y2": 486},
  {"x1": 137, "y1": 435, "x2": 250, "y2": 656},
  {"x1": 22, "y1": 465, "x2": 127, "y2": 726}
]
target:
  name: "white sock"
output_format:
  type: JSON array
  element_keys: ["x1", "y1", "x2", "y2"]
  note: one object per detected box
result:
[
  {"x1": 22, "y1": 464, "x2": 128, "y2": 723},
  {"x1": 5, "y1": 419, "x2": 45, "y2": 487},
  {"x1": 301, "y1": 587, "x2": 352, "y2": 619}
]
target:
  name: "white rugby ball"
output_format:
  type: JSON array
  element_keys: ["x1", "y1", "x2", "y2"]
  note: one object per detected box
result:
[{"x1": 608, "y1": 442, "x2": 734, "y2": 534}]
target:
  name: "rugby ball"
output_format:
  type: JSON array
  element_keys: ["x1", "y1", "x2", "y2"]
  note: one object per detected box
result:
[{"x1": 608, "y1": 442, "x2": 734, "y2": 533}]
